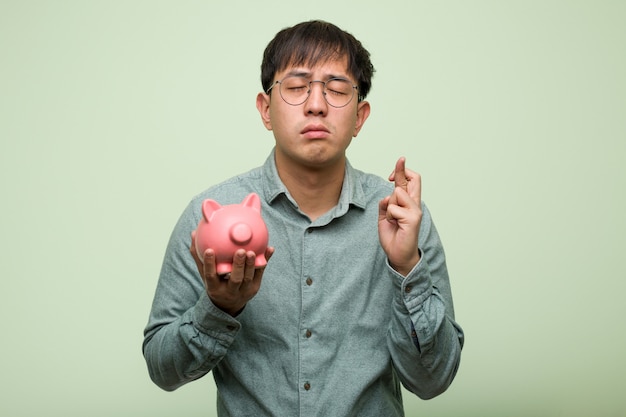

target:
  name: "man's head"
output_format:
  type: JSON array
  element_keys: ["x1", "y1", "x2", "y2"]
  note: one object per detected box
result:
[
  {"x1": 260, "y1": 20, "x2": 375, "y2": 102},
  {"x1": 256, "y1": 21, "x2": 373, "y2": 172}
]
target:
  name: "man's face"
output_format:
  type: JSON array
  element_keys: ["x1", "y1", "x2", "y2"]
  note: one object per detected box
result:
[{"x1": 256, "y1": 58, "x2": 370, "y2": 171}]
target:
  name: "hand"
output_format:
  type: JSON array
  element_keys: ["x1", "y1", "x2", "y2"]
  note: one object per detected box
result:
[
  {"x1": 190, "y1": 231, "x2": 275, "y2": 316},
  {"x1": 378, "y1": 157, "x2": 422, "y2": 276}
]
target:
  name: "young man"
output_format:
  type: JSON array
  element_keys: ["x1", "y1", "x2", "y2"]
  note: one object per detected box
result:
[{"x1": 143, "y1": 20, "x2": 464, "y2": 416}]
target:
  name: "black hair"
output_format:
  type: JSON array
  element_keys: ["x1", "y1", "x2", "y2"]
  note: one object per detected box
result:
[{"x1": 261, "y1": 20, "x2": 375, "y2": 101}]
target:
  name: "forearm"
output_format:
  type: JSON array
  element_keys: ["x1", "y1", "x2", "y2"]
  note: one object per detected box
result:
[
  {"x1": 386, "y1": 205, "x2": 464, "y2": 398},
  {"x1": 387, "y1": 265, "x2": 463, "y2": 399},
  {"x1": 143, "y1": 203, "x2": 240, "y2": 390},
  {"x1": 143, "y1": 293, "x2": 240, "y2": 391}
]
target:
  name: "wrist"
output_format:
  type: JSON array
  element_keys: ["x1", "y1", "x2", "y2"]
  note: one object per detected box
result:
[
  {"x1": 216, "y1": 302, "x2": 246, "y2": 317},
  {"x1": 390, "y1": 251, "x2": 421, "y2": 277},
  {"x1": 208, "y1": 295, "x2": 246, "y2": 317}
]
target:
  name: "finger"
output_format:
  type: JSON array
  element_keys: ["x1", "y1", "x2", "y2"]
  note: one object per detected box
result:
[
  {"x1": 378, "y1": 196, "x2": 390, "y2": 219},
  {"x1": 264, "y1": 246, "x2": 275, "y2": 262},
  {"x1": 202, "y1": 249, "x2": 220, "y2": 289},
  {"x1": 190, "y1": 231, "x2": 212, "y2": 285},
  {"x1": 414, "y1": 171, "x2": 422, "y2": 206},
  {"x1": 250, "y1": 246, "x2": 275, "y2": 286},
  {"x1": 391, "y1": 161, "x2": 422, "y2": 205},
  {"x1": 404, "y1": 170, "x2": 422, "y2": 206},
  {"x1": 252, "y1": 246, "x2": 274, "y2": 278},
  {"x1": 189, "y1": 231, "x2": 202, "y2": 267},
  {"x1": 386, "y1": 186, "x2": 422, "y2": 221},
  {"x1": 385, "y1": 188, "x2": 407, "y2": 222},
  {"x1": 242, "y1": 251, "x2": 256, "y2": 284},
  {"x1": 388, "y1": 157, "x2": 409, "y2": 191},
  {"x1": 378, "y1": 195, "x2": 395, "y2": 222},
  {"x1": 387, "y1": 198, "x2": 398, "y2": 221},
  {"x1": 227, "y1": 249, "x2": 247, "y2": 288}
]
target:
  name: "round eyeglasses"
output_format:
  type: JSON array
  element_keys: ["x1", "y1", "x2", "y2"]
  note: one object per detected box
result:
[{"x1": 266, "y1": 76, "x2": 359, "y2": 108}]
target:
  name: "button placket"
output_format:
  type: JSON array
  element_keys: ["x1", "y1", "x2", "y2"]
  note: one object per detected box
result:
[{"x1": 300, "y1": 226, "x2": 317, "y2": 401}]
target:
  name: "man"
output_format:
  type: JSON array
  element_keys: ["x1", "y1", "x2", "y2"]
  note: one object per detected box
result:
[{"x1": 143, "y1": 20, "x2": 464, "y2": 416}]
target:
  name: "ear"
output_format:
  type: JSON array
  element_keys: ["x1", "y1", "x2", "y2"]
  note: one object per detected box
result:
[
  {"x1": 241, "y1": 192, "x2": 261, "y2": 212},
  {"x1": 201, "y1": 199, "x2": 222, "y2": 222},
  {"x1": 353, "y1": 100, "x2": 371, "y2": 137},
  {"x1": 256, "y1": 92, "x2": 273, "y2": 131}
]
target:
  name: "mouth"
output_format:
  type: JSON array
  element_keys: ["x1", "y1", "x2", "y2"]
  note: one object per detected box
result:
[{"x1": 301, "y1": 124, "x2": 330, "y2": 139}]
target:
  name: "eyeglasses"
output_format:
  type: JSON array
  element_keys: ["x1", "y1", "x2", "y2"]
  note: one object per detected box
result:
[{"x1": 266, "y1": 75, "x2": 358, "y2": 108}]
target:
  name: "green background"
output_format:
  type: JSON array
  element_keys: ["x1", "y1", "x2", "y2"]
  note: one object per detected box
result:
[{"x1": 1, "y1": 1, "x2": 625, "y2": 416}]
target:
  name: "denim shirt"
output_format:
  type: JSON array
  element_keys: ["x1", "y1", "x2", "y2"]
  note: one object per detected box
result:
[{"x1": 143, "y1": 149, "x2": 464, "y2": 417}]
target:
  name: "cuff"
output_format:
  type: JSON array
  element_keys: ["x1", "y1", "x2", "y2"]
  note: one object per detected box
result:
[
  {"x1": 388, "y1": 249, "x2": 433, "y2": 310},
  {"x1": 193, "y1": 292, "x2": 241, "y2": 341}
]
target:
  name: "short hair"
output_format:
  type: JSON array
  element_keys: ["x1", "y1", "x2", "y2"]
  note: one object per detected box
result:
[{"x1": 260, "y1": 20, "x2": 375, "y2": 101}]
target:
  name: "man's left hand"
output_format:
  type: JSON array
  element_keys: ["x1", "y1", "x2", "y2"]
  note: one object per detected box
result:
[{"x1": 378, "y1": 157, "x2": 422, "y2": 276}]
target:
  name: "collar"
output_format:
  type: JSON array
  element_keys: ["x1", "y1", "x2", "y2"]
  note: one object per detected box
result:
[{"x1": 261, "y1": 148, "x2": 368, "y2": 214}]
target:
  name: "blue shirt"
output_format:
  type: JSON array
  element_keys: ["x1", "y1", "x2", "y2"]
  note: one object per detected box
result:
[{"x1": 143, "y1": 150, "x2": 464, "y2": 416}]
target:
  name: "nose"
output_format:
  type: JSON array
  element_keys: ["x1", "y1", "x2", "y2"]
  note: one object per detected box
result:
[{"x1": 303, "y1": 80, "x2": 328, "y2": 115}]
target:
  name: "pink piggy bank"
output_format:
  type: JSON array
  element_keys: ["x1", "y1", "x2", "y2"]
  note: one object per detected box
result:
[{"x1": 194, "y1": 193, "x2": 269, "y2": 275}]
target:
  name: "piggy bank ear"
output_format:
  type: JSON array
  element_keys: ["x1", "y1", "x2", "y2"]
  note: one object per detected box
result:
[
  {"x1": 201, "y1": 199, "x2": 222, "y2": 221},
  {"x1": 241, "y1": 193, "x2": 261, "y2": 212}
]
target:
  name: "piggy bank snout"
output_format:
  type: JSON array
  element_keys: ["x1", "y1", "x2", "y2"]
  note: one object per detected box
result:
[{"x1": 229, "y1": 222, "x2": 253, "y2": 245}]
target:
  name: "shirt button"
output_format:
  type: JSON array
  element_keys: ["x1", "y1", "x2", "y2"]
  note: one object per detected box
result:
[
  {"x1": 404, "y1": 285, "x2": 412, "y2": 293},
  {"x1": 226, "y1": 325, "x2": 236, "y2": 331},
  {"x1": 304, "y1": 382, "x2": 311, "y2": 391},
  {"x1": 306, "y1": 277, "x2": 313, "y2": 286},
  {"x1": 305, "y1": 329, "x2": 312, "y2": 338}
]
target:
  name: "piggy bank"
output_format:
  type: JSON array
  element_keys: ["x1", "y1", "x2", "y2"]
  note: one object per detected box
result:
[{"x1": 194, "y1": 193, "x2": 269, "y2": 275}]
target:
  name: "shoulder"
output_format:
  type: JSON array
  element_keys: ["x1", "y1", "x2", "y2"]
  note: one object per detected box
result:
[
  {"x1": 349, "y1": 164, "x2": 434, "y2": 222},
  {"x1": 175, "y1": 166, "x2": 265, "y2": 229},
  {"x1": 349, "y1": 165, "x2": 393, "y2": 204},
  {"x1": 191, "y1": 166, "x2": 265, "y2": 206}
]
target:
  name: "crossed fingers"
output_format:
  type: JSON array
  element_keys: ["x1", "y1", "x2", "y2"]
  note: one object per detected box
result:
[{"x1": 386, "y1": 157, "x2": 421, "y2": 220}]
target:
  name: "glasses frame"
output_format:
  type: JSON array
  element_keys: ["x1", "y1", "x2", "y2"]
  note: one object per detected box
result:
[{"x1": 266, "y1": 76, "x2": 359, "y2": 108}]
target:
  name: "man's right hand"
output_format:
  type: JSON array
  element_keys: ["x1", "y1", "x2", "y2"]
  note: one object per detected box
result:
[{"x1": 190, "y1": 231, "x2": 274, "y2": 316}]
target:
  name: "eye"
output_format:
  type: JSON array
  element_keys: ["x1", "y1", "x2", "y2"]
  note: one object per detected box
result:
[
  {"x1": 283, "y1": 77, "x2": 309, "y2": 93},
  {"x1": 287, "y1": 85, "x2": 308, "y2": 92},
  {"x1": 327, "y1": 88, "x2": 348, "y2": 96},
  {"x1": 326, "y1": 79, "x2": 352, "y2": 96}
]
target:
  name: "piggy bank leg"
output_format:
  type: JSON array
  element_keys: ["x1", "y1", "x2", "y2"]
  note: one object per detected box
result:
[
  {"x1": 254, "y1": 254, "x2": 267, "y2": 269},
  {"x1": 216, "y1": 262, "x2": 233, "y2": 276}
]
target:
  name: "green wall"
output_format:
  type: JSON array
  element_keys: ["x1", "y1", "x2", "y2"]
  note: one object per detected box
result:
[{"x1": 1, "y1": 1, "x2": 624, "y2": 416}]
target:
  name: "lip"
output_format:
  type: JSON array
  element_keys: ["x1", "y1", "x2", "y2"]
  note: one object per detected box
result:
[{"x1": 301, "y1": 124, "x2": 330, "y2": 139}]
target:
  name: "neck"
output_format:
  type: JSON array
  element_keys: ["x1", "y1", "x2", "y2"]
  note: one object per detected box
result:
[{"x1": 275, "y1": 156, "x2": 345, "y2": 221}]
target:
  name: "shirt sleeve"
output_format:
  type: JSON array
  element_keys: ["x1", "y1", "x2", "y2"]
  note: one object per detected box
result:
[
  {"x1": 386, "y1": 203, "x2": 465, "y2": 399},
  {"x1": 142, "y1": 201, "x2": 240, "y2": 391}
]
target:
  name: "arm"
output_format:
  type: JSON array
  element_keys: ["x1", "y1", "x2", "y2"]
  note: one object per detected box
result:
[
  {"x1": 378, "y1": 157, "x2": 464, "y2": 398},
  {"x1": 142, "y1": 205, "x2": 241, "y2": 391},
  {"x1": 142, "y1": 203, "x2": 273, "y2": 391},
  {"x1": 387, "y1": 205, "x2": 464, "y2": 399}
]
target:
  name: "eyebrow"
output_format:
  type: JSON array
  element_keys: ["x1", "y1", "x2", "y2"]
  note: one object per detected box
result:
[
  {"x1": 284, "y1": 69, "x2": 349, "y2": 80},
  {"x1": 285, "y1": 69, "x2": 311, "y2": 78}
]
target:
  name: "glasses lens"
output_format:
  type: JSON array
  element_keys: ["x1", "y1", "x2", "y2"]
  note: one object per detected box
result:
[
  {"x1": 324, "y1": 79, "x2": 355, "y2": 107},
  {"x1": 279, "y1": 76, "x2": 356, "y2": 107},
  {"x1": 279, "y1": 76, "x2": 310, "y2": 106}
]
